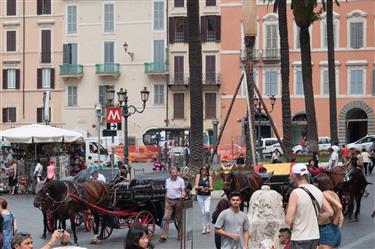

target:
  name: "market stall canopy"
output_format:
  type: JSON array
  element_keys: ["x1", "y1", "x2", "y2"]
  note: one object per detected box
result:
[{"x1": 0, "y1": 124, "x2": 83, "y2": 143}]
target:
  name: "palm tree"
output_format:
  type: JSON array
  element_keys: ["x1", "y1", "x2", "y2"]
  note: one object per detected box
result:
[
  {"x1": 187, "y1": 0, "x2": 203, "y2": 171},
  {"x1": 266, "y1": 0, "x2": 293, "y2": 161},
  {"x1": 322, "y1": 0, "x2": 345, "y2": 145},
  {"x1": 292, "y1": 0, "x2": 319, "y2": 153}
]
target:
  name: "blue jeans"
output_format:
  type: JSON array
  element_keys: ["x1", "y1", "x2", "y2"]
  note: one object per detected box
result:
[
  {"x1": 319, "y1": 224, "x2": 341, "y2": 248},
  {"x1": 291, "y1": 239, "x2": 319, "y2": 249}
]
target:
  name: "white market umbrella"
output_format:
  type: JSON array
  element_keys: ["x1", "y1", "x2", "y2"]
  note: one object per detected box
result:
[{"x1": 0, "y1": 124, "x2": 83, "y2": 143}]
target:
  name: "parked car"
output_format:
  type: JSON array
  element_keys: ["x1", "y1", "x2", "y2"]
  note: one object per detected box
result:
[
  {"x1": 257, "y1": 138, "x2": 283, "y2": 157},
  {"x1": 292, "y1": 137, "x2": 331, "y2": 154},
  {"x1": 347, "y1": 135, "x2": 375, "y2": 151}
]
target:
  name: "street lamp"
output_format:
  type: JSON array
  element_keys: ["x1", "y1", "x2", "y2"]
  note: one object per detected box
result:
[
  {"x1": 95, "y1": 104, "x2": 103, "y2": 168},
  {"x1": 254, "y1": 95, "x2": 276, "y2": 160},
  {"x1": 123, "y1": 42, "x2": 134, "y2": 61},
  {"x1": 116, "y1": 87, "x2": 150, "y2": 178}
]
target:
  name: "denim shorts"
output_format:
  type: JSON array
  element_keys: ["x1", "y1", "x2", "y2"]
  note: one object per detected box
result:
[{"x1": 319, "y1": 223, "x2": 341, "y2": 248}]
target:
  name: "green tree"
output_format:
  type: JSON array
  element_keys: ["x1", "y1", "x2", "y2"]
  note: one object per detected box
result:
[{"x1": 187, "y1": 0, "x2": 203, "y2": 171}]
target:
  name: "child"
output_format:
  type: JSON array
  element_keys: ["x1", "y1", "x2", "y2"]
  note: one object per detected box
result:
[{"x1": 278, "y1": 228, "x2": 291, "y2": 249}]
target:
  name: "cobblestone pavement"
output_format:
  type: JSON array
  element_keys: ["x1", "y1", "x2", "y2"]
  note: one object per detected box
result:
[{"x1": 4, "y1": 163, "x2": 375, "y2": 249}]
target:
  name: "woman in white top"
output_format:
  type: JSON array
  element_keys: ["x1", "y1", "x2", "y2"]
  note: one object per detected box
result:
[{"x1": 194, "y1": 165, "x2": 213, "y2": 234}]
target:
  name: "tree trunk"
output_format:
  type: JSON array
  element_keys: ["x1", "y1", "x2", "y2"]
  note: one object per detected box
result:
[
  {"x1": 300, "y1": 27, "x2": 319, "y2": 153},
  {"x1": 278, "y1": 0, "x2": 293, "y2": 161},
  {"x1": 187, "y1": 0, "x2": 203, "y2": 171},
  {"x1": 327, "y1": 0, "x2": 338, "y2": 144}
]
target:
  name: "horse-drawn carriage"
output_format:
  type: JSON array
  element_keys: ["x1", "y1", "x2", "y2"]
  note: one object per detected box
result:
[{"x1": 34, "y1": 171, "x2": 189, "y2": 245}]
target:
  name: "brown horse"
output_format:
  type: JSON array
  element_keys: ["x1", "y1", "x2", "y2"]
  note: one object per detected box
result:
[
  {"x1": 220, "y1": 166, "x2": 262, "y2": 211},
  {"x1": 34, "y1": 180, "x2": 109, "y2": 245},
  {"x1": 324, "y1": 166, "x2": 346, "y2": 186}
]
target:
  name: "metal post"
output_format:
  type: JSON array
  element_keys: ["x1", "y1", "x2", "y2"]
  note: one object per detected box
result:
[
  {"x1": 123, "y1": 95, "x2": 130, "y2": 178},
  {"x1": 111, "y1": 135, "x2": 115, "y2": 179},
  {"x1": 97, "y1": 113, "x2": 101, "y2": 168},
  {"x1": 258, "y1": 111, "x2": 263, "y2": 161},
  {"x1": 212, "y1": 120, "x2": 219, "y2": 161}
]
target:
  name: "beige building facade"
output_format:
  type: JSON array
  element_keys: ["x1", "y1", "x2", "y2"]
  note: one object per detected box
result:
[
  {"x1": 60, "y1": 0, "x2": 168, "y2": 143},
  {"x1": 1, "y1": 0, "x2": 64, "y2": 129}
]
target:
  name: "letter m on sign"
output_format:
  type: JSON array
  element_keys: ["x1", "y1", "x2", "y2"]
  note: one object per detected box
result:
[{"x1": 106, "y1": 107, "x2": 122, "y2": 123}]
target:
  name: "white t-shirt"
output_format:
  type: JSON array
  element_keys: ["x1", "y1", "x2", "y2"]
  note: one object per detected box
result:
[
  {"x1": 291, "y1": 184, "x2": 323, "y2": 241},
  {"x1": 165, "y1": 176, "x2": 185, "y2": 199},
  {"x1": 328, "y1": 152, "x2": 338, "y2": 169},
  {"x1": 34, "y1": 163, "x2": 43, "y2": 177},
  {"x1": 361, "y1": 151, "x2": 370, "y2": 163}
]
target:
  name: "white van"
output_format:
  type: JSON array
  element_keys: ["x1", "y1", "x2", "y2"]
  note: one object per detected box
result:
[
  {"x1": 258, "y1": 138, "x2": 283, "y2": 157},
  {"x1": 84, "y1": 138, "x2": 120, "y2": 168}
]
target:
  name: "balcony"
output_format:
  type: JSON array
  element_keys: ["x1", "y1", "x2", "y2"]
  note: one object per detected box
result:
[
  {"x1": 175, "y1": 31, "x2": 184, "y2": 43},
  {"x1": 203, "y1": 73, "x2": 221, "y2": 85},
  {"x1": 144, "y1": 62, "x2": 168, "y2": 75},
  {"x1": 207, "y1": 31, "x2": 217, "y2": 42},
  {"x1": 263, "y1": 48, "x2": 280, "y2": 61},
  {"x1": 95, "y1": 63, "x2": 120, "y2": 77},
  {"x1": 59, "y1": 64, "x2": 84, "y2": 78},
  {"x1": 169, "y1": 73, "x2": 189, "y2": 86}
]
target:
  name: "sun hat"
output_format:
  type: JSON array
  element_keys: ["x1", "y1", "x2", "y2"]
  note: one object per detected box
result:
[{"x1": 291, "y1": 163, "x2": 309, "y2": 176}]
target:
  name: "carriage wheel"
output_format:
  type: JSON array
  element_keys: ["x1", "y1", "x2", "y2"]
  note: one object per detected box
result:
[
  {"x1": 93, "y1": 219, "x2": 113, "y2": 240},
  {"x1": 101, "y1": 225, "x2": 113, "y2": 240},
  {"x1": 47, "y1": 211, "x2": 54, "y2": 232},
  {"x1": 135, "y1": 210, "x2": 156, "y2": 238},
  {"x1": 84, "y1": 210, "x2": 93, "y2": 232}
]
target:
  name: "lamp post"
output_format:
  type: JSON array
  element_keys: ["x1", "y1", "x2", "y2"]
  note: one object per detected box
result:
[
  {"x1": 116, "y1": 87, "x2": 149, "y2": 178},
  {"x1": 253, "y1": 95, "x2": 276, "y2": 160},
  {"x1": 95, "y1": 104, "x2": 103, "y2": 168},
  {"x1": 106, "y1": 88, "x2": 116, "y2": 176}
]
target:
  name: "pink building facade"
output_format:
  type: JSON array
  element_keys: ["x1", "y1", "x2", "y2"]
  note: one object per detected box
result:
[
  {"x1": 0, "y1": 0, "x2": 64, "y2": 128},
  {"x1": 220, "y1": 0, "x2": 375, "y2": 146}
]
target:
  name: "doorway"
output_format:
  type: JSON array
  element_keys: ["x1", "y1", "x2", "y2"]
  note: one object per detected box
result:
[
  {"x1": 292, "y1": 113, "x2": 307, "y2": 145},
  {"x1": 255, "y1": 113, "x2": 271, "y2": 139},
  {"x1": 346, "y1": 108, "x2": 368, "y2": 143}
]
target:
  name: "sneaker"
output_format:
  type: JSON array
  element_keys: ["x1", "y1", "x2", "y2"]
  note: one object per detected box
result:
[
  {"x1": 206, "y1": 226, "x2": 211, "y2": 233},
  {"x1": 201, "y1": 228, "x2": 206, "y2": 234}
]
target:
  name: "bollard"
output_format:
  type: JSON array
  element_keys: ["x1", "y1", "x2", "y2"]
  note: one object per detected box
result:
[{"x1": 180, "y1": 199, "x2": 193, "y2": 249}]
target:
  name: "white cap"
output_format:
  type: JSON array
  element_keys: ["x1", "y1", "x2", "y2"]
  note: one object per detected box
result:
[{"x1": 291, "y1": 163, "x2": 309, "y2": 176}]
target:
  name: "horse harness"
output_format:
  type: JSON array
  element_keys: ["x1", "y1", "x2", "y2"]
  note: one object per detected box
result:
[{"x1": 238, "y1": 174, "x2": 253, "y2": 194}]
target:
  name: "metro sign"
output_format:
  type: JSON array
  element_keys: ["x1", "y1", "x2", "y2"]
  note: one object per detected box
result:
[{"x1": 106, "y1": 107, "x2": 122, "y2": 123}]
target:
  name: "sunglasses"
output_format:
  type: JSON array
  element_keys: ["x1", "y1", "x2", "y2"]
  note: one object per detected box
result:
[{"x1": 18, "y1": 232, "x2": 31, "y2": 237}]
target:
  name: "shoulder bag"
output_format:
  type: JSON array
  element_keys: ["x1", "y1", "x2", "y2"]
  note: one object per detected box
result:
[{"x1": 299, "y1": 186, "x2": 321, "y2": 218}]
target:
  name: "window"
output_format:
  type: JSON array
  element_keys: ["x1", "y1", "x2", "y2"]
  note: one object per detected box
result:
[
  {"x1": 295, "y1": 68, "x2": 304, "y2": 96},
  {"x1": 322, "y1": 19, "x2": 338, "y2": 48},
  {"x1": 206, "y1": 0, "x2": 216, "y2": 6},
  {"x1": 99, "y1": 85, "x2": 114, "y2": 106},
  {"x1": 6, "y1": 31, "x2": 16, "y2": 52},
  {"x1": 349, "y1": 69, "x2": 364, "y2": 95},
  {"x1": 174, "y1": 0, "x2": 184, "y2": 8},
  {"x1": 173, "y1": 93, "x2": 184, "y2": 119},
  {"x1": 37, "y1": 107, "x2": 51, "y2": 123},
  {"x1": 2, "y1": 69, "x2": 20, "y2": 89},
  {"x1": 372, "y1": 70, "x2": 375, "y2": 96},
  {"x1": 201, "y1": 16, "x2": 221, "y2": 42},
  {"x1": 169, "y1": 17, "x2": 188, "y2": 43},
  {"x1": 154, "y1": 84, "x2": 165, "y2": 105},
  {"x1": 41, "y1": 30, "x2": 51, "y2": 63},
  {"x1": 154, "y1": 1, "x2": 164, "y2": 31},
  {"x1": 322, "y1": 69, "x2": 329, "y2": 95},
  {"x1": 2, "y1": 107, "x2": 16, "y2": 123},
  {"x1": 37, "y1": 68, "x2": 55, "y2": 89},
  {"x1": 153, "y1": 40, "x2": 165, "y2": 70},
  {"x1": 174, "y1": 56, "x2": 184, "y2": 84},
  {"x1": 63, "y1": 43, "x2": 78, "y2": 64},
  {"x1": 264, "y1": 69, "x2": 278, "y2": 96},
  {"x1": 67, "y1": 5, "x2": 77, "y2": 35},
  {"x1": 37, "y1": 0, "x2": 51, "y2": 15},
  {"x1": 349, "y1": 21, "x2": 364, "y2": 49},
  {"x1": 104, "y1": 3, "x2": 114, "y2": 33},
  {"x1": 67, "y1": 86, "x2": 78, "y2": 107},
  {"x1": 205, "y1": 93, "x2": 216, "y2": 119},
  {"x1": 104, "y1": 41, "x2": 115, "y2": 63},
  {"x1": 7, "y1": 0, "x2": 16, "y2": 16},
  {"x1": 205, "y1": 55, "x2": 216, "y2": 84},
  {"x1": 264, "y1": 23, "x2": 278, "y2": 59}
]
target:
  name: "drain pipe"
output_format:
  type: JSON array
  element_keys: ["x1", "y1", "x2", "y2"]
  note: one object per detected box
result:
[{"x1": 22, "y1": 0, "x2": 26, "y2": 118}]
